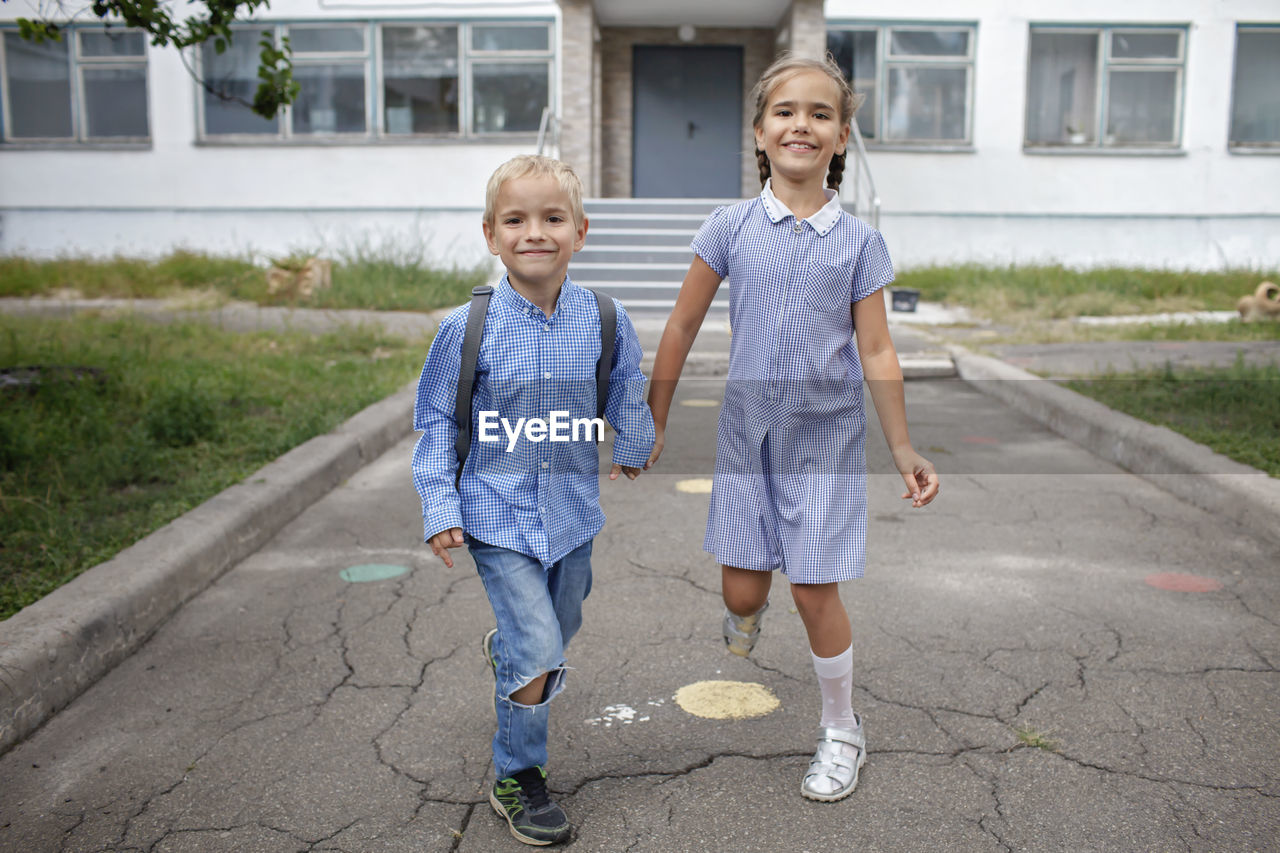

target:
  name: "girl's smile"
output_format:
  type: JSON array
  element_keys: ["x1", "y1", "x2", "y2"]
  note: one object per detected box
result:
[{"x1": 755, "y1": 69, "x2": 850, "y2": 191}]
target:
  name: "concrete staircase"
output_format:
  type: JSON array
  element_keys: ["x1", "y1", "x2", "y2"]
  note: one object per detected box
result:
[{"x1": 569, "y1": 198, "x2": 732, "y2": 310}]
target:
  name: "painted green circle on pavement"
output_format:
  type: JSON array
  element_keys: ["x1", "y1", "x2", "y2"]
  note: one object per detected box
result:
[{"x1": 340, "y1": 564, "x2": 410, "y2": 583}]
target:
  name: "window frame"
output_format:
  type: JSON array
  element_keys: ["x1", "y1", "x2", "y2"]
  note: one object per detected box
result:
[
  {"x1": 826, "y1": 20, "x2": 978, "y2": 151},
  {"x1": 1227, "y1": 23, "x2": 1280, "y2": 154},
  {"x1": 0, "y1": 24, "x2": 151, "y2": 147},
  {"x1": 195, "y1": 18, "x2": 555, "y2": 145},
  {"x1": 1023, "y1": 23, "x2": 1187, "y2": 153}
]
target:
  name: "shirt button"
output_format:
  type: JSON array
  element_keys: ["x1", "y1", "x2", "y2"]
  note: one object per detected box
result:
[
  {"x1": 541, "y1": 461, "x2": 549, "y2": 469},
  {"x1": 793, "y1": 221, "x2": 802, "y2": 234},
  {"x1": 543, "y1": 371, "x2": 551, "y2": 379}
]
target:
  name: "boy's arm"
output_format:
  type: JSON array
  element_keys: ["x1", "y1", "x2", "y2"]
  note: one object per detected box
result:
[
  {"x1": 411, "y1": 317, "x2": 467, "y2": 539},
  {"x1": 602, "y1": 302, "x2": 656, "y2": 477}
]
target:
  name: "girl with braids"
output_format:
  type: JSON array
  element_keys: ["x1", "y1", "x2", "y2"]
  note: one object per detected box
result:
[{"x1": 644, "y1": 53, "x2": 939, "y2": 802}]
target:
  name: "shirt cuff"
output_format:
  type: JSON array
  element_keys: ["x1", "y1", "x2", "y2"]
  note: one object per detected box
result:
[
  {"x1": 424, "y1": 505, "x2": 464, "y2": 542},
  {"x1": 611, "y1": 442, "x2": 652, "y2": 469}
]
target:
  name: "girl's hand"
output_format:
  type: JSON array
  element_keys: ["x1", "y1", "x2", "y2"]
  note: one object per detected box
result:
[
  {"x1": 644, "y1": 423, "x2": 666, "y2": 470},
  {"x1": 892, "y1": 448, "x2": 939, "y2": 508},
  {"x1": 610, "y1": 463, "x2": 642, "y2": 480}
]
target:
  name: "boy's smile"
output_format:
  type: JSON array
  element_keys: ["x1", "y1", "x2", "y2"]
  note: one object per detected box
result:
[
  {"x1": 483, "y1": 175, "x2": 587, "y2": 306},
  {"x1": 755, "y1": 70, "x2": 850, "y2": 190}
]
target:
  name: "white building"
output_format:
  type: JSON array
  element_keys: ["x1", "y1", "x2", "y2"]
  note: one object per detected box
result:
[{"x1": 1, "y1": 0, "x2": 1277, "y2": 283}]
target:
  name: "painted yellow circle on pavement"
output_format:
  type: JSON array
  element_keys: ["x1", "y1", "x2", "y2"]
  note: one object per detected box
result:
[
  {"x1": 680, "y1": 399, "x2": 720, "y2": 407},
  {"x1": 674, "y1": 680, "x2": 780, "y2": 720},
  {"x1": 676, "y1": 478, "x2": 714, "y2": 494}
]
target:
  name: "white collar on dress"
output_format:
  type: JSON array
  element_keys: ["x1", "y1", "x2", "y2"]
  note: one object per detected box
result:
[{"x1": 759, "y1": 178, "x2": 842, "y2": 237}]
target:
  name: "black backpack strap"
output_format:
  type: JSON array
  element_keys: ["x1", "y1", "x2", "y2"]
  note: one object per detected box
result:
[
  {"x1": 592, "y1": 289, "x2": 616, "y2": 422},
  {"x1": 454, "y1": 285, "x2": 492, "y2": 487}
]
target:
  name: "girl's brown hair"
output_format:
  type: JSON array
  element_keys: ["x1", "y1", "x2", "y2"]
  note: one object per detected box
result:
[{"x1": 751, "y1": 53, "x2": 858, "y2": 191}]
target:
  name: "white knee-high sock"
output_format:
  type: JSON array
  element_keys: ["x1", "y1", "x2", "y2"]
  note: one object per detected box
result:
[{"x1": 811, "y1": 645, "x2": 858, "y2": 729}]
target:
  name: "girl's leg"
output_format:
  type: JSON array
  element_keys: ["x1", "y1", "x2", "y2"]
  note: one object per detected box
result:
[
  {"x1": 722, "y1": 565, "x2": 773, "y2": 656},
  {"x1": 789, "y1": 582, "x2": 851, "y2": 657},
  {"x1": 722, "y1": 565, "x2": 771, "y2": 616},
  {"x1": 792, "y1": 582, "x2": 864, "y2": 801},
  {"x1": 791, "y1": 582, "x2": 857, "y2": 727}
]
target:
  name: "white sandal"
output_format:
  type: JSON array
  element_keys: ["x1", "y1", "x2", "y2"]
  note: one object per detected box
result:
[
  {"x1": 722, "y1": 600, "x2": 769, "y2": 657},
  {"x1": 801, "y1": 718, "x2": 866, "y2": 802}
]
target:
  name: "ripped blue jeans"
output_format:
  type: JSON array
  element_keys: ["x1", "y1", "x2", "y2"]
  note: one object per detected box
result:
[{"x1": 469, "y1": 536, "x2": 593, "y2": 778}]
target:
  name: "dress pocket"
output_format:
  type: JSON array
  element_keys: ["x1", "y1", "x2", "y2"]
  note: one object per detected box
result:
[{"x1": 803, "y1": 262, "x2": 852, "y2": 313}]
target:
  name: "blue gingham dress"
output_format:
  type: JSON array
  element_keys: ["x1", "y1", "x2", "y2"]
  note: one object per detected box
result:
[{"x1": 694, "y1": 182, "x2": 895, "y2": 583}]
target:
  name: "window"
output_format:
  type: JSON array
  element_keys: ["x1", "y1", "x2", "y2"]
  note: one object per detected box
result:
[
  {"x1": 0, "y1": 27, "x2": 149, "y2": 143},
  {"x1": 199, "y1": 20, "x2": 552, "y2": 142},
  {"x1": 828, "y1": 23, "x2": 976, "y2": 147},
  {"x1": 1230, "y1": 25, "x2": 1280, "y2": 149},
  {"x1": 1025, "y1": 25, "x2": 1185, "y2": 149}
]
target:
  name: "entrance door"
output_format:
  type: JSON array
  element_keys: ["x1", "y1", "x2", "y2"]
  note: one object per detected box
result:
[{"x1": 632, "y1": 46, "x2": 742, "y2": 198}]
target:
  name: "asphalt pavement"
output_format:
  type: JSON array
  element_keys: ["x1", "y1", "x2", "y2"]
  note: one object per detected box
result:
[{"x1": 1, "y1": 302, "x2": 1278, "y2": 852}]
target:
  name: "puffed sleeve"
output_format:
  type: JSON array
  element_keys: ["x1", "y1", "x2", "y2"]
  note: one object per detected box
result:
[
  {"x1": 690, "y1": 205, "x2": 731, "y2": 279},
  {"x1": 851, "y1": 228, "x2": 895, "y2": 303}
]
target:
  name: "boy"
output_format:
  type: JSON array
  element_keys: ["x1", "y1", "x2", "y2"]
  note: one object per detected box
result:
[{"x1": 411, "y1": 155, "x2": 654, "y2": 846}]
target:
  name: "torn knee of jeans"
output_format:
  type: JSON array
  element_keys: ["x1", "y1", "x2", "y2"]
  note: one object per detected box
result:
[{"x1": 499, "y1": 666, "x2": 568, "y2": 708}]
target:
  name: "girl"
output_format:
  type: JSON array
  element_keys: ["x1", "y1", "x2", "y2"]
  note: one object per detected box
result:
[{"x1": 644, "y1": 54, "x2": 939, "y2": 802}]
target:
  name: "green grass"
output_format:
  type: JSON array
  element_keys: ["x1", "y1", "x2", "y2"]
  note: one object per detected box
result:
[
  {"x1": 1065, "y1": 359, "x2": 1280, "y2": 477},
  {"x1": 897, "y1": 264, "x2": 1280, "y2": 323},
  {"x1": 0, "y1": 246, "x2": 491, "y2": 312},
  {"x1": 0, "y1": 313, "x2": 429, "y2": 620}
]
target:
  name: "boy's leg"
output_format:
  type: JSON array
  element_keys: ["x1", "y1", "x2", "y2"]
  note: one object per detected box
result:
[
  {"x1": 506, "y1": 539, "x2": 592, "y2": 707},
  {"x1": 470, "y1": 539, "x2": 575, "y2": 844},
  {"x1": 722, "y1": 565, "x2": 772, "y2": 656},
  {"x1": 790, "y1": 581, "x2": 864, "y2": 801},
  {"x1": 470, "y1": 539, "x2": 568, "y2": 778}
]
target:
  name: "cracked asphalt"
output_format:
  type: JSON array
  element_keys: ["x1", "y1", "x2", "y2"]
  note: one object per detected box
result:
[{"x1": 1, "y1": 319, "x2": 1278, "y2": 852}]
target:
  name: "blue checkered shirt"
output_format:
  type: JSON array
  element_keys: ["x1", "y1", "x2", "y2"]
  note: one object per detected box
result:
[{"x1": 411, "y1": 275, "x2": 655, "y2": 567}]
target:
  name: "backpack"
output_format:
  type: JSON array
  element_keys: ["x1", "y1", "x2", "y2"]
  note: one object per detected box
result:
[{"x1": 454, "y1": 284, "x2": 616, "y2": 487}]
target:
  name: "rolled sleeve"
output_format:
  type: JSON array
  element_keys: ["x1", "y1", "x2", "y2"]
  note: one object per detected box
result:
[
  {"x1": 603, "y1": 303, "x2": 656, "y2": 467},
  {"x1": 411, "y1": 315, "x2": 465, "y2": 541}
]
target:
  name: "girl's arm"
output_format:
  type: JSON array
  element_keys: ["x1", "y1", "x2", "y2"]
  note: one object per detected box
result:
[
  {"x1": 853, "y1": 291, "x2": 939, "y2": 507},
  {"x1": 645, "y1": 256, "x2": 723, "y2": 468}
]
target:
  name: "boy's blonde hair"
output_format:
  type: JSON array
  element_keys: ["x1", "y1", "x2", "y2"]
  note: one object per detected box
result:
[
  {"x1": 751, "y1": 53, "x2": 861, "y2": 191},
  {"x1": 483, "y1": 155, "x2": 585, "y2": 228}
]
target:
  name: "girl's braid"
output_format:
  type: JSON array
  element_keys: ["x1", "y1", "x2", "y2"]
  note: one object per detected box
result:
[
  {"x1": 826, "y1": 151, "x2": 846, "y2": 191},
  {"x1": 756, "y1": 148, "x2": 771, "y2": 187}
]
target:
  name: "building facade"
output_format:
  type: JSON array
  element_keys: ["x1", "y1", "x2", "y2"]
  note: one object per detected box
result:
[{"x1": 1, "y1": 0, "x2": 1277, "y2": 271}]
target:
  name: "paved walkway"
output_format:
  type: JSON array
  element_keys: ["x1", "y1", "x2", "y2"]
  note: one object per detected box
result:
[{"x1": 1, "y1": 299, "x2": 1278, "y2": 852}]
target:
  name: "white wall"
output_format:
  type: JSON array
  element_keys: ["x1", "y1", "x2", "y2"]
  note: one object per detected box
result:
[
  {"x1": 2, "y1": 0, "x2": 1277, "y2": 269},
  {"x1": 826, "y1": 0, "x2": 1280, "y2": 268},
  {"x1": 0, "y1": 0, "x2": 556, "y2": 263}
]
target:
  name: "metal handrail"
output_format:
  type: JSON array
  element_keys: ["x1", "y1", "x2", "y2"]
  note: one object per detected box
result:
[
  {"x1": 844, "y1": 119, "x2": 881, "y2": 230},
  {"x1": 536, "y1": 106, "x2": 559, "y2": 156}
]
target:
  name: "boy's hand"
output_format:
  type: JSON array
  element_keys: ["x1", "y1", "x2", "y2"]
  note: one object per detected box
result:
[
  {"x1": 428, "y1": 527, "x2": 465, "y2": 567},
  {"x1": 610, "y1": 463, "x2": 642, "y2": 481},
  {"x1": 644, "y1": 424, "x2": 666, "y2": 470},
  {"x1": 893, "y1": 448, "x2": 939, "y2": 508}
]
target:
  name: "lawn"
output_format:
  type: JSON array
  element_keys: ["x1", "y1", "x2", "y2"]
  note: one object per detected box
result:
[
  {"x1": 0, "y1": 247, "x2": 490, "y2": 312},
  {"x1": 1064, "y1": 360, "x2": 1280, "y2": 478},
  {"x1": 0, "y1": 313, "x2": 429, "y2": 619}
]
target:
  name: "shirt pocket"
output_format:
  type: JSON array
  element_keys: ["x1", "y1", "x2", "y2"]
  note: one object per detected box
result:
[{"x1": 803, "y1": 262, "x2": 852, "y2": 313}]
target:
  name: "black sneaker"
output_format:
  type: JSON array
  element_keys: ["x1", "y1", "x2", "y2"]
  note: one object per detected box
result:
[{"x1": 489, "y1": 766, "x2": 571, "y2": 846}]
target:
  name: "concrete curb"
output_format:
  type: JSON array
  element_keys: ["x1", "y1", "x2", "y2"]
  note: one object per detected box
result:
[
  {"x1": 0, "y1": 380, "x2": 419, "y2": 756},
  {"x1": 950, "y1": 346, "x2": 1280, "y2": 549}
]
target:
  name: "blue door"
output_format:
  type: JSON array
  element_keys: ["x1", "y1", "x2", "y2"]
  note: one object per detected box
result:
[{"x1": 632, "y1": 46, "x2": 743, "y2": 198}]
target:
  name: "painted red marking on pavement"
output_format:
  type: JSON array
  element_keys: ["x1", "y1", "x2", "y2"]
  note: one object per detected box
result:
[
  {"x1": 1144, "y1": 572, "x2": 1223, "y2": 592},
  {"x1": 961, "y1": 435, "x2": 1000, "y2": 445}
]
